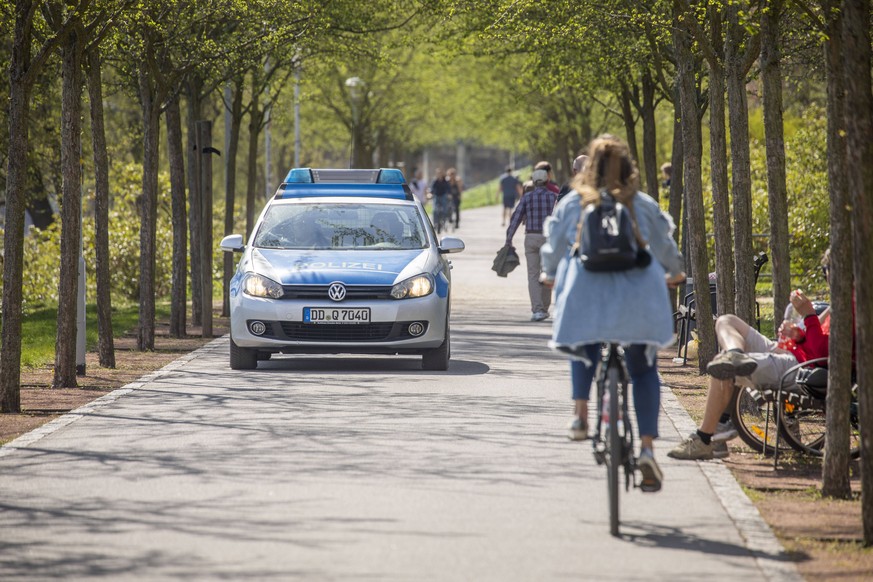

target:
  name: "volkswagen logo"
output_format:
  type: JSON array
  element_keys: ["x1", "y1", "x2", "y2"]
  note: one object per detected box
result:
[{"x1": 327, "y1": 282, "x2": 347, "y2": 302}]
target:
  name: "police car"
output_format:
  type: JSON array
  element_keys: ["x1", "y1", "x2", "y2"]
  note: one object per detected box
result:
[{"x1": 220, "y1": 168, "x2": 465, "y2": 370}]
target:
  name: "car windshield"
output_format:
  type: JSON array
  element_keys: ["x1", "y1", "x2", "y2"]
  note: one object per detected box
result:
[{"x1": 254, "y1": 202, "x2": 428, "y2": 250}]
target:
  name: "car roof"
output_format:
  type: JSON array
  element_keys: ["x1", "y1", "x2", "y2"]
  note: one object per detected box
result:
[{"x1": 274, "y1": 168, "x2": 413, "y2": 201}]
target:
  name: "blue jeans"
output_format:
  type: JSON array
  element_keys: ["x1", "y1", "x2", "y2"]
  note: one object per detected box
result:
[{"x1": 570, "y1": 344, "x2": 660, "y2": 438}]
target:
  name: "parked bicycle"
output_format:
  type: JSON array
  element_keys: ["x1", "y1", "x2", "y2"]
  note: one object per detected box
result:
[{"x1": 730, "y1": 356, "x2": 861, "y2": 459}]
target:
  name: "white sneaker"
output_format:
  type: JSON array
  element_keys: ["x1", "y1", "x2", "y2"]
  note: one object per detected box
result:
[
  {"x1": 531, "y1": 311, "x2": 549, "y2": 322},
  {"x1": 567, "y1": 417, "x2": 589, "y2": 441}
]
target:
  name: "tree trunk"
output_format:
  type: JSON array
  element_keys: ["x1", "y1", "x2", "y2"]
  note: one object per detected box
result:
[
  {"x1": 619, "y1": 86, "x2": 640, "y2": 167},
  {"x1": 674, "y1": 0, "x2": 717, "y2": 371},
  {"x1": 137, "y1": 68, "x2": 160, "y2": 351},
  {"x1": 726, "y1": 4, "x2": 756, "y2": 325},
  {"x1": 1, "y1": 0, "x2": 38, "y2": 413},
  {"x1": 223, "y1": 78, "x2": 243, "y2": 317},
  {"x1": 641, "y1": 69, "x2": 659, "y2": 201},
  {"x1": 841, "y1": 0, "x2": 873, "y2": 546},
  {"x1": 186, "y1": 75, "x2": 203, "y2": 327},
  {"x1": 708, "y1": 7, "x2": 735, "y2": 318},
  {"x1": 166, "y1": 95, "x2": 187, "y2": 339},
  {"x1": 821, "y1": 0, "x2": 853, "y2": 500},
  {"x1": 52, "y1": 24, "x2": 84, "y2": 388},
  {"x1": 667, "y1": 95, "x2": 684, "y2": 309},
  {"x1": 761, "y1": 0, "x2": 791, "y2": 328},
  {"x1": 85, "y1": 46, "x2": 115, "y2": 368},
  {"x1": 247, "y1": 86, "x2": 263, "y2": 238}
]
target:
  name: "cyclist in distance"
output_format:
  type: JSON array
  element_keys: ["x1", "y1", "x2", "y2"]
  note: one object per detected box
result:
[{"x1": 540, "y1": 135, "x2": 685, "y2": 492}]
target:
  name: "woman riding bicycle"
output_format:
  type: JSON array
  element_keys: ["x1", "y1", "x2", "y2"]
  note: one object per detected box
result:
[{"x1": 540, "y1": 135, "x2": 685, "y2": 492}]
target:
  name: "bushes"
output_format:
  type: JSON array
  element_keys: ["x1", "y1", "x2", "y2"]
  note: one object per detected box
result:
[{"x1": 1, "y1": 162, "x2": 175, "y2": 314}]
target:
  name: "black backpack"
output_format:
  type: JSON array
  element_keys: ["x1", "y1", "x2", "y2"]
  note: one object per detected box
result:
[{"x1": 574, "y1": 189, "x2": 651, "y2": 272}]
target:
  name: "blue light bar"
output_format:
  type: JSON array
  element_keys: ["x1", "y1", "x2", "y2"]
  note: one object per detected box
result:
[
  {"x1": 274, "y1": 183, "x2": 412, "y2": 200},
  {"x1": 377, "y1": 169, "x2": 405, "y2": 184},
  {"x1": 284, "y1": 168, "x2": 314, "y2": 183}
]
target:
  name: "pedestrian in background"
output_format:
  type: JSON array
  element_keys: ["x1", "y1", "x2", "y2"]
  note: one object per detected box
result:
[
  {"x1": 534, "y1": 161, "x2": 561, "y2": 195},
  {"x1": 497, "y1": 166, "x2": 523, "y2": 226},
  {"x1": 410, "y1": 167, "x2": 428, "y2": 208},
  {"x1": 558, "y1": 154, "x2": 589, "y2": 202},
  {"x1": 447, "y1": 167, "x2": 464, "y2": 229},
  {"x1": 505, "y1": 168, "x2": 557, "y2": 322}
]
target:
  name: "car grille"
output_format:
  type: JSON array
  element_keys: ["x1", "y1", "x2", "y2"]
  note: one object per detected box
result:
[
  {"x1": 248, "y1": 320, "x2": 427, "y2": 342},
  {"x1": 281, "y1": 284, "x2": 393, "y2": 300}
]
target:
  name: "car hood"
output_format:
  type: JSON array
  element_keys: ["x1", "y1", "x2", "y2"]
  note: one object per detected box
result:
[{"x1": 249, "y1": 248, "x2": 432, "y2": 286}]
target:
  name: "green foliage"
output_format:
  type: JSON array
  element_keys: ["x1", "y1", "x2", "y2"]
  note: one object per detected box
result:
[
  {"x1": 1, "y1": 162, "x2": 175, "y2": 314},
  {"x1": 750, "y1": 105, "x2": 830, "y2": 293}
]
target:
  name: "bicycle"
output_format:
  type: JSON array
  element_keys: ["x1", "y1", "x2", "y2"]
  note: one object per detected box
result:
[
  {"x1": 591, "y1": 343, "x2": 637, "y2": 537},
  {"x1": 432, "y1": 195, "x2": 452, "y2": 235},
  {"x1": 730, "y1": 357, "x2": 861, "y2": 460}
]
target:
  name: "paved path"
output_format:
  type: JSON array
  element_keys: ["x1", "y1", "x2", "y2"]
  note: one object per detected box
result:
[{"x1": 0, "y1": 204, "x2": 800, "y2": 580}]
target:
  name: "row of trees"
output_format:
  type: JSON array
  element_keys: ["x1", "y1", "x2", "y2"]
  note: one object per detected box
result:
[
  {"x1": 429, "y1": 0, "x2": 873, "y2": 544},
  {"x1": 1, "y1": 0, "x2": 871, "y2": 542}
]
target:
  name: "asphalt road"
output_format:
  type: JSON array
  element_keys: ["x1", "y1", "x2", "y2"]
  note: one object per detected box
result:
[{"x1": 0, "y1": 204, "x2": 800, "y2": 581}]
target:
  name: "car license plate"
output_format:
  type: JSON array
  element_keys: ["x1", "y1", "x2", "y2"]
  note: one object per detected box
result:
[{"x1": 303, "y1": 307, "x2": 371, "y2": 324}]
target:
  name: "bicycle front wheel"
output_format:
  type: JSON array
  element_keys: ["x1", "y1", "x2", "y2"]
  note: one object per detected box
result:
[
  {"x1": 731, "y1": 386, "x2": 793, "y2": 456},
  {"x1": 607, "y1": 366, "x2": 621, "y2": 537}
]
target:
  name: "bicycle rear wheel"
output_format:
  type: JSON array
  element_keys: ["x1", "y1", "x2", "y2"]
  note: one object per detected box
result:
[
  {"x1": 778, "y1": 400, "x2": 862, "y2": 459},
  {"x1": 731, "y1": 386, "x2": 793, "y2": 456},
  {"x1": 606, "y1": 366, "x2": 621, "y2": 537}
]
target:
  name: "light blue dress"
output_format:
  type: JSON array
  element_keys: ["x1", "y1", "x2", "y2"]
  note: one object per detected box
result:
[{"x1": 541, "y1": 190, "x2": 683, "y2": 362}]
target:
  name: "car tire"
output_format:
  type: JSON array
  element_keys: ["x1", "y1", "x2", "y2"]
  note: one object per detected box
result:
[
  {"x1": 422, "y1": 325, "x2": 450, "y2": 371},
  {"x1": 230, "y1": 337, "x2": 258, "y2": 370}
]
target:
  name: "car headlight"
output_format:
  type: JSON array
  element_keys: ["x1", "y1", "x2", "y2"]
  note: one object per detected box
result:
[
  {"x1": 391, "y1": 274, "x2": 434, "y2": 299},
  {"x1": 242, "y1": 273, "x2": 284, "y2": 298}
]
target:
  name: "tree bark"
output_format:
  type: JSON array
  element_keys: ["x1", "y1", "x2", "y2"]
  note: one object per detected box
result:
[
  {"x1": 674, "y1": 0, "x2": 717, "y2": 371},
  {"x1": 708, "y1": 7, "x2": 735, "y2": 318},
  {"x1": 667, "y1": 91, "x2": 684, "y2": 309},
  {"x1": 1, "y1": 0, "x2": 39, "y2": 413},
  {"x1": 85, "y1": 46, "x2": 115, "y2": 368},
  {"x1": 223, "y1": 78, "x2": 243, "y2": 317},
  {"x1": 166, "y1": 94, "x2": 187, "y2": 339},
  {"x1": 725, "y1": 3, "x2": 756, "y2": 325},
  {"x1": 52, "y1": 23, "x2": 84, "y2": 388},
  {"x1": 137, "y1": 67, "x2": 160, "y2": 351},
  {"x1": 247, "y1": 82, "x2": 263, "y2": 238},
  {"x1": 641, "y1": 69, "x2": 659, "y2": 201},
  {"x1": 186, "y1": 75, "x2": 203, "y2": 327},
  {"x1": 619, "y1": 86, "x2": 640, "y2": 167},
  {"x1": 841, "y1": 0, "x2": 873, "y2": 546},
  {"x1": 820, "y1": 0, "x2": 853, "y2": 500},
  {"x1": 761, "y1": 0, "x2": 791, "y2": 330}
]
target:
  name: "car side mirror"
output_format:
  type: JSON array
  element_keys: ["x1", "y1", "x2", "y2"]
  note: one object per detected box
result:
[
  {"x1": 438, "y1": 236, "x2": 465, "y2": 254},
  {"x1": 220, "y1": 234, "x2": 245, "y2": 253}
]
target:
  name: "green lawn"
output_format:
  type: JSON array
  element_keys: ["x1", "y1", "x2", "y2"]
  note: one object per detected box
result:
[{"x1": 19, "y1": 303, "x2": 170, "y2": 369}]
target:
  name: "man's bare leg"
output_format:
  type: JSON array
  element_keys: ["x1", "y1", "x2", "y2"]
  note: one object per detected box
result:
[
  {"x1": 707, "y1": 315, "x2": 758, "y2": 380},
  {"x1": 714, "y1": 314, "x2": 752, "y2": 350},
  {"x1": 700, "y1": 377, "x2": 734, "y2": 434}
]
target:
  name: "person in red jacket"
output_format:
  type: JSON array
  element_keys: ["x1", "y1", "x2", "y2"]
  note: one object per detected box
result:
[{"x1": 668, "y1": 288, "x2": 831, "y2": 460}]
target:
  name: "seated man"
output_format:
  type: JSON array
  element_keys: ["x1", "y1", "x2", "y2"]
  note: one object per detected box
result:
[{"x1": 668, "y1": 288, "x2": 831, "y2": 460}]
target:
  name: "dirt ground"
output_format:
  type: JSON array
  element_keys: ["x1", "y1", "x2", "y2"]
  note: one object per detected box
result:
[
  {"x1": 2, "y1": 319, "x2": 872, "y2": 579},
  {"x1": 660, "y1": 354, "x2": 873, "y2": 580}
]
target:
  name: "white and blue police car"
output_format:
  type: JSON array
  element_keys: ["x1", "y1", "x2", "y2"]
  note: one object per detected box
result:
[{"x1": 220, "y1": 168, "x2": 465, "y2": 370}]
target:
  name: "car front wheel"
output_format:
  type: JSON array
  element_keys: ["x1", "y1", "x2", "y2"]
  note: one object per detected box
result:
[
  {"x1": 422, "y1": 325, "x2": 450, "y2": 371},
  {"x1": 230, "y1": 337, "x2": 258, "y2": 370}
]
